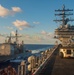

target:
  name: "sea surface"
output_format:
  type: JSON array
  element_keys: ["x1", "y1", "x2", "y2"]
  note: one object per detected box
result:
[
  {"x1": 24, "y1": 44, "x2": 54, "y2": 55},
  {"x1": 24, "y1": 44, "x2": 54, "y2": 50},
  {"x1": 0, "y1": 44, "x2": 54, "y2": 71}
]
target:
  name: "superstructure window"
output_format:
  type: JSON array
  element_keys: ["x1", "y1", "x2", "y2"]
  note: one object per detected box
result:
[
  {"x1": 67, "y1": 50, "x2": 71, "y2": 54},
  {"x1": 1, "y1": 45, "x2": 5, "y2": 49}
]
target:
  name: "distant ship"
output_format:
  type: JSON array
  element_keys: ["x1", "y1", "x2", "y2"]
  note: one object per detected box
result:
[{"x1": 0, "y1": 30, "x2": 29, "y2": 62}]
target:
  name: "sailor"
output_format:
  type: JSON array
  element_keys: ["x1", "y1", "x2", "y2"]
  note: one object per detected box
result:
[
  {"x1": 3, "y1": 68, "x2": 8, "y2": 75},
  {"x1": 0, "y1": 69, "x2": 6, "y2": 75},
  {"x1": 7, "y1": 66, "x2": 17, "y2": 75}
]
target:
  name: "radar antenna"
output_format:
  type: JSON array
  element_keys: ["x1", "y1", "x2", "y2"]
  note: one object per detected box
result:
[
  {"x1": 15, "y1": 30, "x2": 21, "y2": 44},
  {"x1": 54, "y1": 5, "x2": 74, "y2": 25},
  {"x1": 6, "y1": 30, "x2": 21, "y2": 44}
]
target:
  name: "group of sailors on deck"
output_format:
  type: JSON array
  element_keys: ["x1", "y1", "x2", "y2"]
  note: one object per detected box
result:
[{"x1": 0, "y1": 65, "x2": 17, "y2": 75}]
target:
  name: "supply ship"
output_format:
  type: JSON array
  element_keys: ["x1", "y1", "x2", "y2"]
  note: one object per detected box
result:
[{"x1": 0, "y1": 30, "x2": 28, "y2": 62}]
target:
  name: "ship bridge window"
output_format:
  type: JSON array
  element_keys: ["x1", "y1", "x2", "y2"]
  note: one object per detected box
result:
[{"x1": 67, "y1": 50, "x2": 71, "y2": 54}]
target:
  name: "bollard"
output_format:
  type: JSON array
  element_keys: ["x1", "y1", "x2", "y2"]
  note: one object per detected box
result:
[{"x1": 18, "y1": 60, "x2": 26, "y2": 75}]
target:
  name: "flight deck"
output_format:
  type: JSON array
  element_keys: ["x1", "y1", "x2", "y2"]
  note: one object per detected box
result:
[{"x1": 36, "y1": 47, "x2": 74, "y2": 75}]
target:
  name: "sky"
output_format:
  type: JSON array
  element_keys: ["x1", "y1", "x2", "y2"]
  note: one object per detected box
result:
[{"x1": 0, "y1": 0, "x2": 74, "y2": 44}]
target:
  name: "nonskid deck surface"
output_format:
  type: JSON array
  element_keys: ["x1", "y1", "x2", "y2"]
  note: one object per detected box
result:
[{"x1": 38, "y1": 48, "x2": 74, "y2": 75}]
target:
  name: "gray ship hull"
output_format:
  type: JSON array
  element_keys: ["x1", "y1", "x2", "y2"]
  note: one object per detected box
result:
[{"x1": 0, "y1": 52, "x2": 30, "y2": 62}]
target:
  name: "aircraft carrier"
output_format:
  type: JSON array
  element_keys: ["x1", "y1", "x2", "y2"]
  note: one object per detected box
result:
[{"x1": 33, "y1": 5, "x2": 74, "y2": 75}]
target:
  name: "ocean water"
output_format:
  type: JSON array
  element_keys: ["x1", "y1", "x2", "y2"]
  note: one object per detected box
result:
[
  {"x1": 24, "y1": 44, "x2": 54, "y2": 50},
  {"x1": 24, "y1": 44, "x2": 54, "y2": 54}
]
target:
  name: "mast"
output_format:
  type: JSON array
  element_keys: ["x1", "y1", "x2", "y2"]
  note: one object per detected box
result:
[
  {"x1": 6, "y1": 30, "x2": 21, "y2": 44},
  {"x1": 15, "y1": 30, "x2": 22, "y2": 44},
  {"x1": 7, "y1": 33, "x2": 12, "y2": 43},
  {"x1": 15, "y1": 30, "x2": 18, "y2": 44},
  {"x1": 54, "y1": 5, "x2": 74, "y2": 25}
]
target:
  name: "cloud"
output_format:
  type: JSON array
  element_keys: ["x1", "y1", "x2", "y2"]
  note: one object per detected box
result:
[
  {"x1": 0, "y1": 32, "x2": 57, "y2": 44},
  {"x1": 33, "y1": 36, "x2": 43, "y2": 42},
  {"x1": 0, "y1": 5, "x2": 22, "y2": 17},
  {"x1": 12, "y1": 20, "x2": 31, "y2": 30},
  {"x1": 21, "y1": 34, "x2": 44, "y2": 43},
  {"x1": 41, "y1": 30, "x2": 47, "y2": 35},
  {"x1": 11, "y1": 31, "x2": 15, "y2": 36},
  {"x1": 12, "y1": 7, "x2": 22, "y2": 12},
  {"x1": 25, "y1": 35, "x2": 31, "y2": 38},
  {"x1": 33, "y1": 22, "x2": 40, "y2": 24},
  {"x1": 48, "y1": 33, "x2": 54, "y2": 38},
  {"x1": 40, "y1": 30, "x2": 55, "y2": 39},
  {"x1": 7, "y1": 26, "x2": 13, "y2": 30},
  {"x1": 0, "y1": 5, "x2": 9, "y2": 17}
]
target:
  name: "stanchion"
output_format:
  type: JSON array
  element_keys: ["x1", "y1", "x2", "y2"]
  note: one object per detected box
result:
[{"x1": 18, "y1": 60, "x2": 26, "y2": 75}]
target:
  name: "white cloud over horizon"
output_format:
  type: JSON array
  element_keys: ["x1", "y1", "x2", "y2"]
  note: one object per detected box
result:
[
  {"x1": 41, "y1": 30, "x2": 47, "y2": 35},
  {"x1": 12, "y1": 20, "x2": 31, "y2": 30},
  {"x1": 0, "y1": 32, "x2": 58, "y2": 44},
  {"x1": 11, "y1": 31, "x2": 15, "y2": 36},
  {"x1": 0, "y1": 5, "x2": 22, "y2": 17},
  {"x1": 39, "y1": 30, "x2": 56, "y2": 44},
  {"x1": 40, "y1": 30, "x2": 54, "y2": 38}
]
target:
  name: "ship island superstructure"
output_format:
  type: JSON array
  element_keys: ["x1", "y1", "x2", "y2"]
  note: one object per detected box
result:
[{"x1": 54, "y1": 5, "x2": 74, "y2": 58}]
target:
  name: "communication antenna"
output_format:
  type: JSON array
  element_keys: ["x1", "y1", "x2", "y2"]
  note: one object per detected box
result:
[{"x1": 54, "y1": 5, "x2": 74, "y2": 25}]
